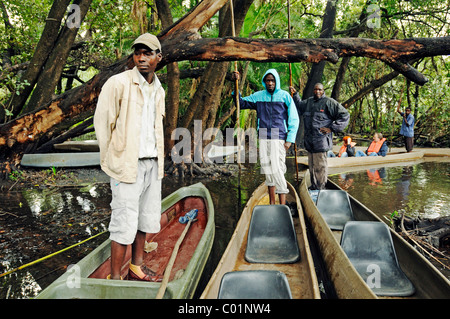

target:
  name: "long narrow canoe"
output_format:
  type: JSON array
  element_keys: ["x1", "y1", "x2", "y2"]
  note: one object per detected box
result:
[
  {"x1": 201, "y1": 182, "x2": 321, "y2": 299},
  {"x1": 297, "y1": 150, "x2": 424, "y2": 168},
  {"x1": 53, "y1": 140, "x2": 99, "y2": 152},
  {"x1": 299, "y1": 170, "x2": 450, "y2": 298},
  {"x1": 21, "y1": 152, "x2": 100, "y2": 168},
  {"x1": 37, "y1": 182, "x2": 215, "y2": 299}
]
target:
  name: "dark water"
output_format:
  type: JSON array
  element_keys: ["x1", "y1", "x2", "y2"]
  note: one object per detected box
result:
[
  {"x1": 0, "y1": 159, "x2": 448, "y2": 298},
  {"x1": 329, "y1": 160, "x2": 450, "y2": 220}
]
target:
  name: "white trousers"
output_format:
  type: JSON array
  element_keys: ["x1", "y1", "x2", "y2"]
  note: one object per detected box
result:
[
  {"x1": 259, "y1": 139, "x2": 289, "y2": 194},
  {"x1": 108, "y1": 159, "x2": 161, "y2": 245}
]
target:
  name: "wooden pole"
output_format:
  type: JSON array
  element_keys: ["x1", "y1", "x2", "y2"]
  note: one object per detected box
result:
[
  {"x1": 288, "y1": 0, "x2": 299, "y2": 184},
  {"x1": 230, "y1": 0, "x2": 242, "y2": 210},
  {"x1": 156, "y1": 219, "x2": 194, "y2": 299},
  {"x1": 0, "y1": 231, "x2": 107, "y2": 278},
  {"x1": 390, "y1": 86, "x2": 404, "y2": 152}
]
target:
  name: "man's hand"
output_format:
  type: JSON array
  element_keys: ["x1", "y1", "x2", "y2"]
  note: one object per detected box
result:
[
  {"x1": 284, "y1": 142, "x2": 292, "y2": 151},
  {"x1": 319, "y1": 127, "x2": 331, "y2": 134},
  {"x1": 289, "y1": 86, "x2": 296, "y2": 95},
  {"x1": 232, "y1": 71, "x2": 240, "y2": 81}
]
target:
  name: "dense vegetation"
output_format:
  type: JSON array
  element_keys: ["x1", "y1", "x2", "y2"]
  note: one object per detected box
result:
[{"x1": 1, "y1": 0, "x2": 449, "y2": 152}]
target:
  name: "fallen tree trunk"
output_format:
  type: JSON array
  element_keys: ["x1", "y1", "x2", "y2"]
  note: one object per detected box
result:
[{"x1": 161, "y1": 36, "x2": 450, "y2": 85}]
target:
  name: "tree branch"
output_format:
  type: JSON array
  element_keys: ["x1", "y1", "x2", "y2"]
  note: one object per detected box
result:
[
  {"x1": 160, "y1": 36, "x2": 450, "y2": 85},
  {"x1": 342, "y1": 70, "x2": 400, "y2": 109}
]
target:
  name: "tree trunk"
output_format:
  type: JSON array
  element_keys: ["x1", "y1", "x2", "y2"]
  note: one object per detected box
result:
[
  {"x1": 0, "y1": 56, "x2": 133, "y2": 168},
  {"x1": 23, "y1": 0, "x2": 93, "y2": 115},
  {"x1": 331, "y1": 0, "x2": 371, "y2": 101},
  {"x1": 8, "y1": 0, "x2": 72, "y2": 119},
  {"x1": 155, "y1": 0, "x2": 180, "y2": 156},
  {"x1": 180, "y1": 0, "x2": 253, "y2": 145},
  {"x1": 302, "y1": 0, "x2": 338, "y2": 99}
]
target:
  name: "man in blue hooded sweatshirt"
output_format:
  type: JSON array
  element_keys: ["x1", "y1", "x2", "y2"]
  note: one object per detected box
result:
[{"x1": 233, "y1": 69, "x2": 299, "y2": 205}]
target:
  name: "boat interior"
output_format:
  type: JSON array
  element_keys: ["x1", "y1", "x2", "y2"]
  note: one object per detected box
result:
[
  {"x1": 245, "y1": 205, "x2": 300, "y2": 264},
  {"x1": 218, "y1": 204, "x2": 298, "y2": 299},
  {"x1": 218, "y1": 270, "x2": 292, "y2": 299},
  {"x1": 89, "y1": 196, "x2": 208, "y2": 281},
  {"x1": 308, "y1": 187, "x2": 416, "y2": 297}
]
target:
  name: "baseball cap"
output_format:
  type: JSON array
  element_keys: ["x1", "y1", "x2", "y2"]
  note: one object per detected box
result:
[{"x1": 132, "y1": 33, "x2": 161, "y2": 52}]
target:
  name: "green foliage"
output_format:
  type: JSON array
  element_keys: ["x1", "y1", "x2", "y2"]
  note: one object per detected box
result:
[{"x1": 0, "y1": 0, "x2": 448, "y2": 144}]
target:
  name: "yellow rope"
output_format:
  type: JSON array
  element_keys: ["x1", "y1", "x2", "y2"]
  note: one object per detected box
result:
[{"x1": 0, "y1": 231, "x2": 107, "y2": 278}]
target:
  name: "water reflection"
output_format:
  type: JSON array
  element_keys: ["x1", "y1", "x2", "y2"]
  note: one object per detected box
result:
[
  {"x1": 329, "y1": 161, "x2": 449, "y2": 220},
  {"x1": 367, "y1": 167, "x2": 385, "y2": 186},
  {"x1": 396, "y1": 166, "x2": 412, "y2": 206}
]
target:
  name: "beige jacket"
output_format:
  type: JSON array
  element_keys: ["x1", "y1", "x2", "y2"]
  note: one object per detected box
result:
[{"x1": 94, "y1": 67, "x2": 165, "y2": 183}]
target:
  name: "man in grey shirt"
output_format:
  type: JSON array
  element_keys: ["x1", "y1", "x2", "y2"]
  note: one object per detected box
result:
[{"x1": 290, "y1": 83, "x2": 349, "y2": 190}]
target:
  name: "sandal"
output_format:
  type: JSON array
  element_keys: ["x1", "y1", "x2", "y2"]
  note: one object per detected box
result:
[{"x1": 129, "y1": 263, "x2": 163, "y2": 282}]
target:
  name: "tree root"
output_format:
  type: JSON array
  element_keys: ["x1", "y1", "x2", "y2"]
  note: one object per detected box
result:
[
  {"x1": 165, "y1": 161, "x2": 237, "y2": 178},
  {"x1": 395, "y1": 213, "x2": 450, "y2": 270}
]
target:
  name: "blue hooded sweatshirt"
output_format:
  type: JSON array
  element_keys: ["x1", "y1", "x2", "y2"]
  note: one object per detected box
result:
[{"x1": 238, "y1": 69, "x2": 299, "y2": 143}]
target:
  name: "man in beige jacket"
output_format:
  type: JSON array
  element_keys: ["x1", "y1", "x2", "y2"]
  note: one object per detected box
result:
[{"x1": 94, "y1": 33, "x2": 165, "y2": 281}]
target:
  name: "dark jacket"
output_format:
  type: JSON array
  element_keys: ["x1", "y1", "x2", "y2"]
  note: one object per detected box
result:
[
  {"x1": 293, "y1": 92, "x2": 349, "y2": 153},
  {"x1": 238, "y1": 69, "x2": 299, "y2": 143}
]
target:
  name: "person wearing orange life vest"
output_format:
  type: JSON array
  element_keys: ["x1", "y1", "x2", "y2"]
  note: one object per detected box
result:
[
  {"x1": 328, "y1": 136, "x2": 356, "y2": 158},
  {"x1": 355, "y1": 132, "x2": 388, "y2": 157}
]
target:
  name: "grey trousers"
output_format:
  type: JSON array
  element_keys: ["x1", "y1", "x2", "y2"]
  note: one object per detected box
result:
[
  {"x1": 109, "y1": 159, "x2": 161, "y2": 245},
  {"x1": 307, "y1": 152, "x2": 328, "y2": 190}
]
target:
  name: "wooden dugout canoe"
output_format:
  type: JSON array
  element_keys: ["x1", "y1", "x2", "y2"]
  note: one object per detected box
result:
[
  {"x1": 36, "y1": 182, "x2": 215, "y2": 299},
  {"x1": 53, "y1": 140, "x2": 100, "y2": 152},
  {"x1": 200, "y1": 182, "x2": 321, "y2": 299},
  {"x1": 296, "y1": 150, "x2": 424, "y2": 168},
  {"x1": 299, "y1": 170, "x2": 450, "y2": 298}
]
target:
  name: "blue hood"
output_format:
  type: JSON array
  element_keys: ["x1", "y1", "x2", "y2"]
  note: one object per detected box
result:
[{"x1": 262, "y1": 69, "x2": 281, "y2": 93}]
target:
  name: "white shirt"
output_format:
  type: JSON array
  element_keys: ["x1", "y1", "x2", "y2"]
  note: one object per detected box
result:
[{"x1": 136, "y1": 69, "x2": 158, "y2": 158}]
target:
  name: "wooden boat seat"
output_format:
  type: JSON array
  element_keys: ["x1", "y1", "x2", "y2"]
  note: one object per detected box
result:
[
  {"x1": 245, "y1": 205, "x2": 300, "y2": 263},
  {"x1": 316, "y1": 190, "x2": 354, "y2": 230},
  {"x1": 340, "y1": 221, "x2": 415, "y2": 296},
  {"x1": 217, "y1": 270, "x2": 292, "y2": 299}
]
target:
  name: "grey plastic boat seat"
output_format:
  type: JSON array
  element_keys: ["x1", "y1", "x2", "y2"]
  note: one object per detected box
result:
[
  {"x1": 245, "y1": 205, "x2": 300, "y2": 263},
  {"x1": 316, "y1": 190, "x2": 354, "y2": 230},
  {"x1": 217, "y1": 270, "x2": 292, "y2": 299},
  {"x1": 341, "y1": 221, "x2": 415, "y2": 296}
]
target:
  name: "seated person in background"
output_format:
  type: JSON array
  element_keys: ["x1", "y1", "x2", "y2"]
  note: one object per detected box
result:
[
  {"x1": 355, "y1": 132, "x2": 388, "y2": 157},
  {"x1": 328, "y1": 136, "x2": 356, "y2": 158}
]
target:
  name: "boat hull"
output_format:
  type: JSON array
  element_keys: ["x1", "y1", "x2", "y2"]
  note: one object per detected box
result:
[
  {"x1": 21, "y1": 152, "x2": 100, "y2": 168},
  {"x1": 201, "y1": 182, "x2": 320, "y2": 299},
  {"x1": 300, "y1": 170, "x2": 450, "y2": 298},
  {"x1": 297, "y1": 150, "x2": 424, "y2": 168},
  {"x1": 36, "y1": 183, "x2": 215, "y2": 299}
]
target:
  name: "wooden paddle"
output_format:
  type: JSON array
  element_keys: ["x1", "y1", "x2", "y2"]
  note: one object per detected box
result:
[
  {"x1": 155, "y1": 218, "x2": 196, "y2": 299},
  {"x1": 390, "y1": 86, "x2": 404, "y2": 152}
]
